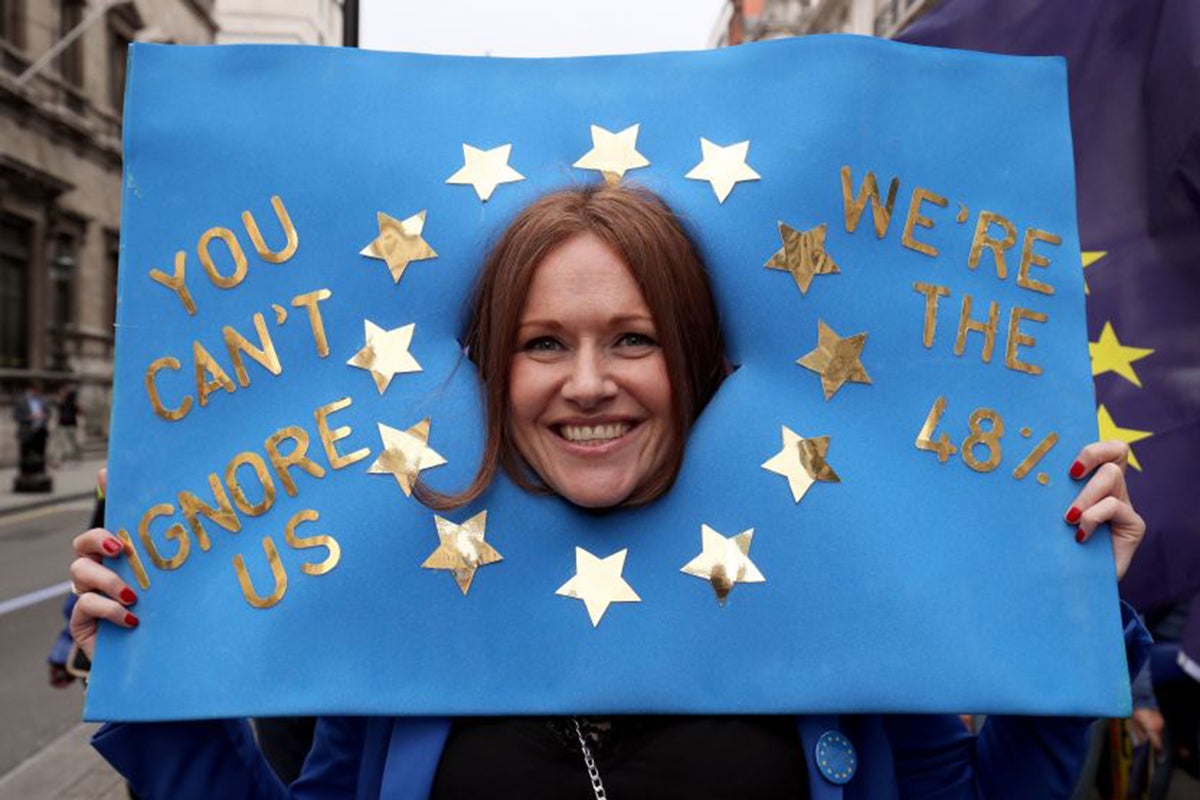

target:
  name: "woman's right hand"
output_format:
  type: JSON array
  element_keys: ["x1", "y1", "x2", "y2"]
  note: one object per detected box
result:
[{"x1": 69, "y1": 468, "x2": 140, "y2": 660}]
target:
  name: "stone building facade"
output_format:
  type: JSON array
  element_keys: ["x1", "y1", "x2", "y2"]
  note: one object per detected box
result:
[
  {"x1": 711, "y1": 0, "x2": 937, "y2": 44},
  {"x1": 0, "y1": 0, "x2": 344, "y2": 467}
]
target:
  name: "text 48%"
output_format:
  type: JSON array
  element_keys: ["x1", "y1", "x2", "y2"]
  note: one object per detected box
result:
[{"x1": 914, "y1": 396, "x2": 1059, "y2": 485}]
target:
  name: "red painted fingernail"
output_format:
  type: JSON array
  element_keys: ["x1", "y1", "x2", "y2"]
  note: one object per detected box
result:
[
  {"x1": 1075, "y1": 529, "x2": 1086, "y2": 544},
  {"x1": 1069, "y1": 461, "x2": 1086, "y2": 479},
  {"x1": 124, "y1": 613, "x2": 139, "y2": 627},
  {"x1": 1066, "y1": 507, "x2": 1082, "y2": 524},
  {"x1": 119, "y1": 588, "x2": 137, "y2": 604},
  {"x1": 102, "y1": 538, "x2": 122, "y2": 555}
]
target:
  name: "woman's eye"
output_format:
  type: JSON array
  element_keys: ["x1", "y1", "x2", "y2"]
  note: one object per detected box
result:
[
  {"x1": 617, "y1": 332, "x2": 657, "y2": 349},
  {"x1": 522, "y1": 336, "x2": 562, "y2": 352}
]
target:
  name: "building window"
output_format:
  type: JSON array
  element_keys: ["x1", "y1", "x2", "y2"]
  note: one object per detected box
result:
[
  {"x1": 108, "y1": 24, "x2": 129, "y2": 112},
  {"x1": 0, "y1": 213, "x2": 31, "y2": 369},
  {"x1": 58, "y1": 0, "x2": 84, "y2": 88},
  {"x1": 104, "y1": 229, "x2": 119, "y2": 332},
  {"x1": 1, "y1": 0, "x2": 24, "y2": 49}
]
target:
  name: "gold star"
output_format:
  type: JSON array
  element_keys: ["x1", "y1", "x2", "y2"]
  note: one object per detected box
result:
[
  {"x1": 347, "y1": 320, "x2": 422, "y2": 393},
  {"x1": 445, "y1": 143, "x2": 524, "y2": 202},
  {"x1": 1090, "y1": 321, "x2": 1153, "y2": 388},
  {"x1": 684, "y1": 137, "x2": 760, "y2": 203},
  {"x1": 556, "y1": 547, "x2": 641, "y2": 627},
  {"x1": 368, "y1": 418, "x2": 447, "y2": 497},
  {"x1": 761, "y1": 426, "x2": 840, "y2": 503},
  {"x1": 1096, "y1": 405, "x2": 1152, "y2": 472},
  {"x1": 797, "y1": 320, "x2": 871, "y2": 400},
  {"x1": 765, "y1": 222, "x2": 840, "y2": 295},
  {"x1": 359, "y1": 210, "x2": 437, "y2": 284},
  {"x1": 572, "y1": 123, "x2": 650, "y2": 184},
  {"x1": 681, "y1": 524, "x2": 764, "y2": 606},
  {"x1": 421, "y1": 511, "x2": 503, "y2": 595},
  {"x1": 1081, "y1": 250, "x2": 1106, "y2": 295}
]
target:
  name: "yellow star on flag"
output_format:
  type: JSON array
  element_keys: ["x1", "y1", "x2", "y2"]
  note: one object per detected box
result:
[
  {"x1": 421, "y1": 511, "x2": 503, "y2": 595},
  {"x1": 556, "y1": 547, "x2": 641, "y2": 627},
  {"x1": 445, "y1": 143, "x2": 524, "y2": 202},
  {"x1": 685, "y1": 137, "x2": 760, "y2": 203},
  {"x1": 368, "y1": 418, "x2": 447, "y2": 497},
  {"x1": 359, "y1": 210, "x2": 437, "y2": 285},
  {"x1": 1090, "y1": 321, "x2": 1154, "y2": 388},
  {"x1": 761, "y1": 426, "x2": 841, "y2": 503},
  {"x1": 572, "y1": 123, "x2": 650, "y2": 184},
  {"x1": 765, "y1": 222, "x2": 840, "y2": 295},
  {"x1": 681, "y1": 524, "x2": 764, "y2": 606},
  {"x1": 1096, "y1": 405, "x2": 1152, "y2": 472},
  {"x1": 1081, "y1": 250, "x2": 1106, "y2": 295},
  {"x1": 347, "y1": 320, "x2": 422, "y2": 393},
  {"x1": 797, "y1": 320, "x2": 872, "y2": 400}
]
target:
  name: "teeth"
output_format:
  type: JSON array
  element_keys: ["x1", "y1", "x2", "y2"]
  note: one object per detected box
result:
[{"x1": 560, "y1": 423, "x2": 630, "y2": 443}]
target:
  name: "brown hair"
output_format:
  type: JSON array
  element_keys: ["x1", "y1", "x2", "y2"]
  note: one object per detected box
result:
[{"x1": 420, "y1": 182, "x2": 724, "y2": 510}]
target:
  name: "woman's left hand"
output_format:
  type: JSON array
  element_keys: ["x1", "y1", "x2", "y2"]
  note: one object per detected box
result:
[{"x1": 1066, "y1": 441, "x2": 1146, "y2": 581}]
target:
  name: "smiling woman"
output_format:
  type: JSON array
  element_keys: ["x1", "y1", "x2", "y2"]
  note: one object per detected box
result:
[{"x1": 423, "y1": 183, "x2": 725, "y2": 510}]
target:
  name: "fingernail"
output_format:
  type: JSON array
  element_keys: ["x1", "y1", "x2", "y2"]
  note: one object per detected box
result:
[
  {"x1": 124, "y1": 613, "x2": 139, "y2": 627},
  {"x1": 1069, "y1": 461, "x2": 1086, "y2": 479},
  {"x1": 119, "y1": 588, "x2": 137, "y2": 604},
  {"x1": 1075, "y1": 529, "x2": 1086, "y2": 544},
  {"x1": 102, "y1": 538, "x2": 122, "y2": 555},
  {"x1": 1066, "y1": 507, "x2": 1082, "y2": 524}
]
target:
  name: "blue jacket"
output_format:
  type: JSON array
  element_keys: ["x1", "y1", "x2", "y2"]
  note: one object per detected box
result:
[{"x1": 92, "y1": 607, "x2": 1150, "y2": 799}]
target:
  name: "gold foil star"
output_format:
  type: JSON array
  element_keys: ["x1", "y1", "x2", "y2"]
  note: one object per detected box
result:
[
  {"x1": 347, "y1": 320, "x2": 422, "y2": 393},
  {"x1": 761, "y1": 425, "x2": 840, "y2": 503},
  {"x1": 368, "y1": 418, "x2": 447, "y2": 497},
  {"x1": 681, "y1": 524, "x2": 764, "y2": 606},
  {"x1": 359, "y1": 210, "x2": 438, "y2": 284},
  {"x1": 1090, "y1": 321, "x2": 1154, "y2": 388},
  {"x1": 685, "y1": 138, "x2": 760, "y2": 203},
  {"x1": 445, "y1": 143, "x2": 524, "y2": 202},
  {"x1": 1081, "y1": 250, "x2": 1107, "y2": 295},
  {"x1": 1097, "y1": 405, "x2": 1152, "y2": 472},
  {"x1": 556, "y1": 547, "x2": 641, "y2": 627},
  {"x1": 765, "y1": 222, "x2": 840, "y2": 295},
  {"x1": 422, "y1": 511, "x2": 503, "y2": 595},
  {"x1": 797, "y1": 320, "x2": 871, "y2": 400},
  {"x1": 573, "y1": 123, "x2": 650, "y2": 184}
]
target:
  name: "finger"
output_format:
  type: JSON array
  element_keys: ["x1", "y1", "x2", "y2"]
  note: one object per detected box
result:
[
  {"x1": 1074, "y1": 496, "x2": 1145, "y2": 542},
  {"x1": 1069, "y1": 440, "x2": 1130, "y2": 480},
  {"x1": 74, "y1": 591, "x2": 139, "y2": 631},
  {"x1": 98, "y1": 465, "x2": 107, "y2": 496},
  {"x1": 69, "y1": 558, "x2": 138, "y2": 606},
  {"x1": 1065, "y1": 462, "x2": 1128, "y2": 525},
  {"x1": 72, "y1": 528, "x2": 125, "y2": 562}
]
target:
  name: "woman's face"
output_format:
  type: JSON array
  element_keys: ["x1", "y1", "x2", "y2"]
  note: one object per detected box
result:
[{"x1": 509, "y1": 232, "x2": 675, "y2": 509}]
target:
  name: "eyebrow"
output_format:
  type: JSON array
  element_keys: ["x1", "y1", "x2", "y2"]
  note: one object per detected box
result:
[{"x1": 517, "y1": 314, "x2": 656, "y2": 331}]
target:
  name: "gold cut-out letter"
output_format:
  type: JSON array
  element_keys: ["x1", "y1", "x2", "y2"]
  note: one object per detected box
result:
[
  {"x1": 901, "y1": 187, "x2": 948, "y2": 258},
  {"x1": 241, "y1": 195, "x2": 299, "y2": 264},
  {"x1": 968, "y1": 211, "x2": 1017, "y2": 280},
  {"x1": 225, "y1": 451, "x2": 277, "y2": 517},
  {"x1": 1017, "y1": 228, "x2": 1059, "y2": 295},
  {"x1": 114, "y1": 529, "x2": 151, "y2": 590},
  {"x1": 1006, "y1": 306, "x2": 1048, "y2": 376},
  {"x1": 233, "y1": 537, "x2": 287, "y2": 609},
  {"x1": 193, "y1": 341, "x2": 236, "y2": 407},
  {"x1": 137, "y1": 503, "x2": 191, "y2": 571},
  {"x1": 913, "y1": 282, "x2": 951, "y2": 348},
  {"x1": 954, "y1": 294, "x2": 1000, "y2": 363},
  {"x1": 284, "y1": 509, "x2": 341, "y2": 576},
  {"x1": 265, "y1": 425, "x2": 327, "y2": 497},
  {"x1": 291, "y1": 289, "x2": 333, "y2": 357},
  {"x1": 841, "y1": 166, "x2": 899, "y2": 238},
  {"x1": 314, "y1": 397, "x2": 370, "y2": 470},
  {"x1": 198, "y1": 227, "x2": 249, "y2": 289},
  {"x1": 177, "y1": 473, "x2": 241, "y2": 552},
  {"x1": 148, "y1": 251, "x2": 197, "y2": 316},
  {"x1": 145, "y1": 356, "x2": 194, "y2": 421},
  {"x1": 223, "y1": 313, "x2": 282, "y2": 388}
]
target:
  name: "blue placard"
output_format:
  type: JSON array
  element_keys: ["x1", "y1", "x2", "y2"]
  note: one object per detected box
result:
[{"x1": 86, "y1": 35, "x2": 1129, "y2": 721}]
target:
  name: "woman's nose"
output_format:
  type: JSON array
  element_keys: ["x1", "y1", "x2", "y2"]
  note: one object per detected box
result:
[{"x1": 562, "y1": 347, "x2": 617, "y2": 408}]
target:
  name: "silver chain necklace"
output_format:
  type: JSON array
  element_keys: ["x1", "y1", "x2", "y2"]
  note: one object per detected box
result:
[{"x1": 572, "y1": 717, "x2": 609, "y2": 800}]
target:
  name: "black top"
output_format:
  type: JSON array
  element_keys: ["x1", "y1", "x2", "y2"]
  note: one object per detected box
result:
[{"x1": 431, "y1": 715, "x2": 810, "y2": 800}]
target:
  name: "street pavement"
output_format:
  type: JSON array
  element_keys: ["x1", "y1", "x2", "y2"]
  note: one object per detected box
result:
[{"x1": 1, "y1": 458, "x2": 1197, "y2": 798}]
